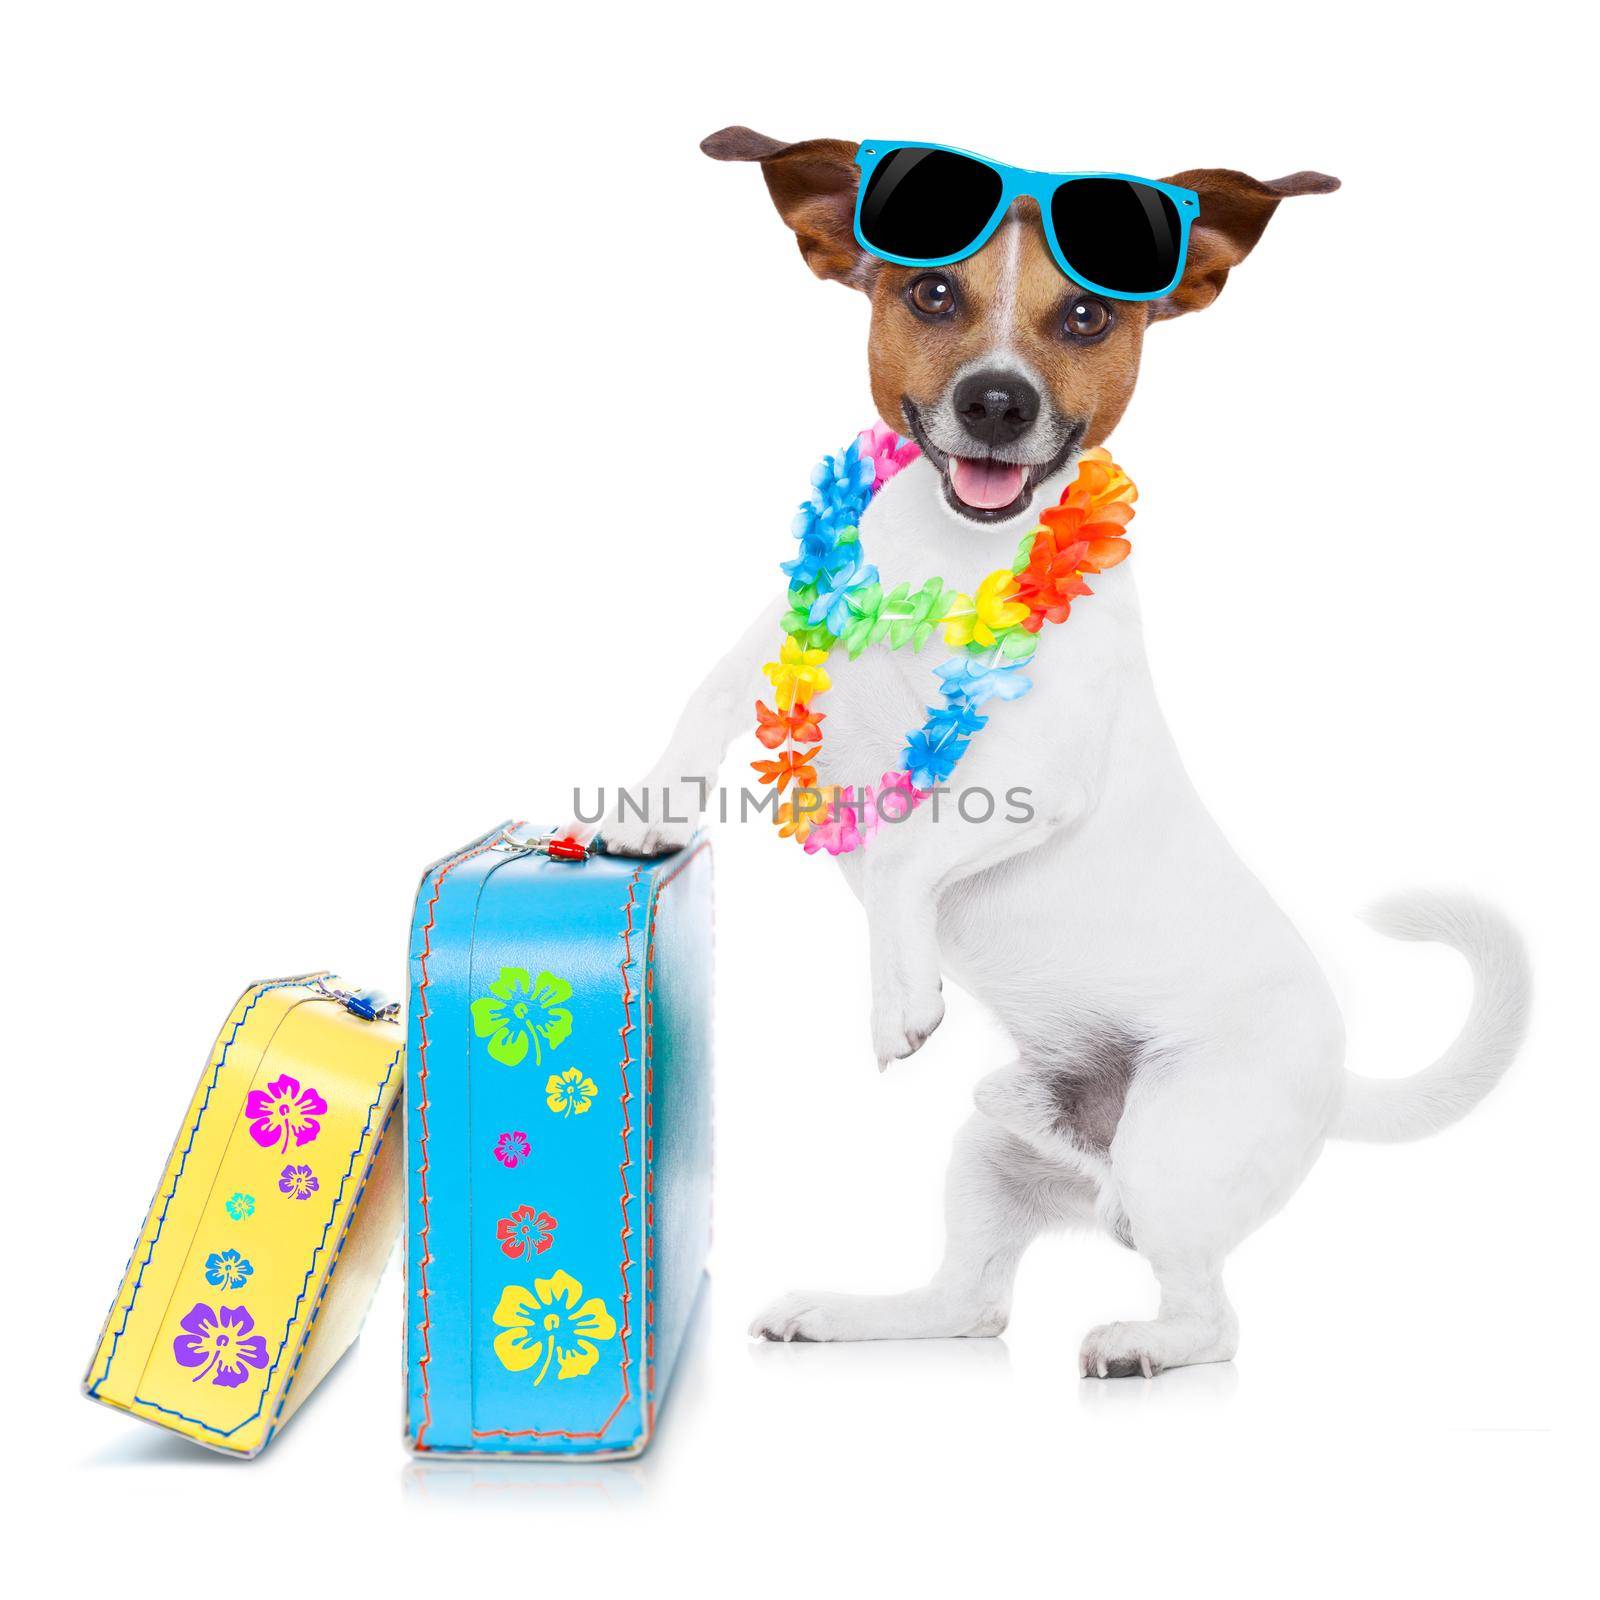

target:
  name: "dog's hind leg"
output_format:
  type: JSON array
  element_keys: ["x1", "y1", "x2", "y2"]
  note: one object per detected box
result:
[
  {"x1": 1076, "y1": 1141, "x2": 1248, "y2": 1380},
  {"x1": 1077, "y1": 1256, "x2": 1238, "y2": 1379},
  {"x1": 750, "y1": 1112, "x2": 1094, "y2": 1342},
  {"x1": 1076, "y1": 1011, "x2": 1337, "y2": 1377}
]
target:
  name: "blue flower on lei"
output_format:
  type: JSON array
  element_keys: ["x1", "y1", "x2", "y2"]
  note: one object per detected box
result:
[
  {"x1": 807, "y1": 551, "x2": 881, "y2": 636},
  {"x1": 923, "y1": 701, "x2": 989, "y2": 741},
  {"x1": 794, "y1": 439, "x2": 875, "y2": 547},
  {"x1": 902, "y1": 727, "x2": 971, "y2": 790},
  {"x1": 782, "y1": 528, "x2": 839, "y2": 586},
  {"x1": 935, "y1": 654, "x2": 1034, "y2": 707}
]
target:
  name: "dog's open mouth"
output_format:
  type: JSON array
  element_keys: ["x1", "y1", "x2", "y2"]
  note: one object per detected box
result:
[
  {"x1": 903, "y1": 401, "x2": 1085, "y2": 524},
  {"x1": 949, "y1": 457, "x2": 1028, "y2": 512}
]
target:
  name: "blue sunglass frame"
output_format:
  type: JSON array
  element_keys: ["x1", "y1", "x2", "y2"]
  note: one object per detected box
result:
[{"x1": 853, "y1": 140, "x2": 1200, "y2": 303}]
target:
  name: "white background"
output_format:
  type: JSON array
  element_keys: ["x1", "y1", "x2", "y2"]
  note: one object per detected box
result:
[{"x1": 4, "y1": 2, "x2": 1593, "y2": 1592}]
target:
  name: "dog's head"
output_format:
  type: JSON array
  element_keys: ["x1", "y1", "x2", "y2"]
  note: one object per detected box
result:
[{"x1": 704, "y1": 127, "x2": 1337, "y2": 524}]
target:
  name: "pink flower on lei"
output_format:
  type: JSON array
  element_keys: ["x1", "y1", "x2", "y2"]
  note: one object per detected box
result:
[
  {"x1": 802, "y1": 795, "x2": 861, "y2": 857},
  {"x1": 874, "y1": 769, "x2": 927, "y2": 822},
  {"x1": 858, "y1": 422, "x2": 920, "y2": 491},
  {"x1": 803, "y1": 772, "x2": 927, "y2": 856}
]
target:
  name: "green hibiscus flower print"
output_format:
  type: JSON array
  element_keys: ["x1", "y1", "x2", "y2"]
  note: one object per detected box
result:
[{"x1": 471, "y1": 967, "x2": 573, "y2": 1068}]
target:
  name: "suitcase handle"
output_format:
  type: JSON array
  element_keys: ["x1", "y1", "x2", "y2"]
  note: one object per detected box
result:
[
  {"x1": 493, "y1": 829, "x2": 594, "y2": 863},
  {"x1": 309, "y1": 976, "x2": 403, "y2": 1022}
]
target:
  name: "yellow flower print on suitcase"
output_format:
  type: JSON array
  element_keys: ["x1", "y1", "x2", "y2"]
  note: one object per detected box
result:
[
  {"x1": 492, "y1": 1271, "x2": 618, "y2": 1386},
  {"x1": 545, "y1": 1067, "x2": 598, "y2": 1117}
]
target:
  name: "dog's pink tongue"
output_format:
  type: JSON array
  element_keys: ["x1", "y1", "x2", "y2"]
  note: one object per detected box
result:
[{"x1": 951, "y1": 457, "x2": 1026, "y2": 511}]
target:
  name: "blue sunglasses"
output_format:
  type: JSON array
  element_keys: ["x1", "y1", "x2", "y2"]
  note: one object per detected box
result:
[{"x1": 853, "y1": 141, "x2": 1200, "y2": 303}]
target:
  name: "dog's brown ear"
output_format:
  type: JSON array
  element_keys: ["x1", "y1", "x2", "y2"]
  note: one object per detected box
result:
[
  {"x1": 701, "y1": 126, "x2": 869, "y2": 290},
  {"x1": 1149, "y1": 168, "x2": 1339, "y2": 321}
]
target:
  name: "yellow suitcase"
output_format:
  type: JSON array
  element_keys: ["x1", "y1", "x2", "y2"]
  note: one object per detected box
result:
[{"x1": 84, "y1": 973, "x2": 404, "y2": 1457}]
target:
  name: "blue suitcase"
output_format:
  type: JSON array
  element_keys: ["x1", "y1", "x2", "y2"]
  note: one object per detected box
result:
[{"x1": 404, "y1": 823, "x2": 712, "y2": 1458}]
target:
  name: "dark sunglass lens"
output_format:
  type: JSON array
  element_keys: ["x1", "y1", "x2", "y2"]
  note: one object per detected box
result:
[
  {"x1": 858, "y1": 147, "x2": 1004, "y2": 261},
  {"x1": 1050, "y1": 178, "x2": 1183, "y2": 294}
]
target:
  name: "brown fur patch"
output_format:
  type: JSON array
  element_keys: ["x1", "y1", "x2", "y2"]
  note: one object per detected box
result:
[
  {"x1": 865, "y1": 201, "x2": 1146, "y2": 447},
  {"x1": 1151, "y1": 167, "x2": 1340, "y2": 320},
  {"x1": 700, "y1": 128, "x2": 870, "y2": 287}
]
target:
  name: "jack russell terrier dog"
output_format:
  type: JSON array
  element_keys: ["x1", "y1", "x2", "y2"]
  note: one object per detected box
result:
[{"x1": 569, "y1": 127, "x2": 1531, "y2": 1377}]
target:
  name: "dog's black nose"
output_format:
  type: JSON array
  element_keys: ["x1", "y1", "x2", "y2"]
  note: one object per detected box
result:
[{"x1": 953, "y1": 370, "x2": 1040, "y2": 449}]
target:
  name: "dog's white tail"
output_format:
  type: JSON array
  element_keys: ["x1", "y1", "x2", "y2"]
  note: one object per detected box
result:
[{"x1": 1331, "y1": 890, "x2": 1531, "y2": 1143}]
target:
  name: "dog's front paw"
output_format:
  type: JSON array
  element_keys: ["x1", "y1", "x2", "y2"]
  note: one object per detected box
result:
[
  {"x1": 871, "y1": 969, "x2": 945, "y2": 1069},
  {"x1": 750, "y1": 1286, "x2": 1006, "y2": 1342},
  {"x1": 749, "y1": 1290, "x2": 923, "y2": 1343},
  {"x1": 596, "y1": 814, "x2": 696, "y2": 858},
  {"x1": 568, "y1": 779, "x2": 701, "y2": 858}
]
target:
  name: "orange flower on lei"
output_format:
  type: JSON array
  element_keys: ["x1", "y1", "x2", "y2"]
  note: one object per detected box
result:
[
  {"x1": 755, "y1": 700, "x2": 826, "y2": 749},
  {"x1": 1013, "y1": 448, "x2": 1136, "y2": 631},
  {"x1": 752, "y1": 745, "x2": 820, "y2": 793},
  {"x1": 776, "y1": 786, "x2": 835, "y2": 843},
  {"x1": 1061, "y1": 446, "x2": 1138, "y2": 516}
]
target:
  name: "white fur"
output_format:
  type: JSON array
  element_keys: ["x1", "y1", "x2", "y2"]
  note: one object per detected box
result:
[
  {"x1": 993, "y1": 214, "x2": 1022, "y2": 352},
  {"x1": 575, "y1": 454, "x2": 1531, "y2": 1376}
]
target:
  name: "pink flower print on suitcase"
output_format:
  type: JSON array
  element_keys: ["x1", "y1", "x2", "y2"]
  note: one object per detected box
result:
[{"x1": 245, "y1": 1074, "x2": 328, "y2": 1153}]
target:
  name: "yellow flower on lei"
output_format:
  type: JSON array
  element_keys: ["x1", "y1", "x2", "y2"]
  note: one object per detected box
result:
[
  {"x1": 943, "y1": 569, "x2": 1031, "y2": 649},
  {"x1": 491, "y1": 1271, "x2": 618, "y2": 1386},
  {"x1": 546, "y1": 1066, "x2": 598, "y2": 1117},
  {"x1": 763, "y1": 634, "x2": 832, "y2": 710}
]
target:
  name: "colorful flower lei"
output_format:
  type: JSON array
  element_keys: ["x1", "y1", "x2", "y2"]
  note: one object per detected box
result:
[{"x1": 754, "y1": 423, "x2": 1136, "y2": 854}]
